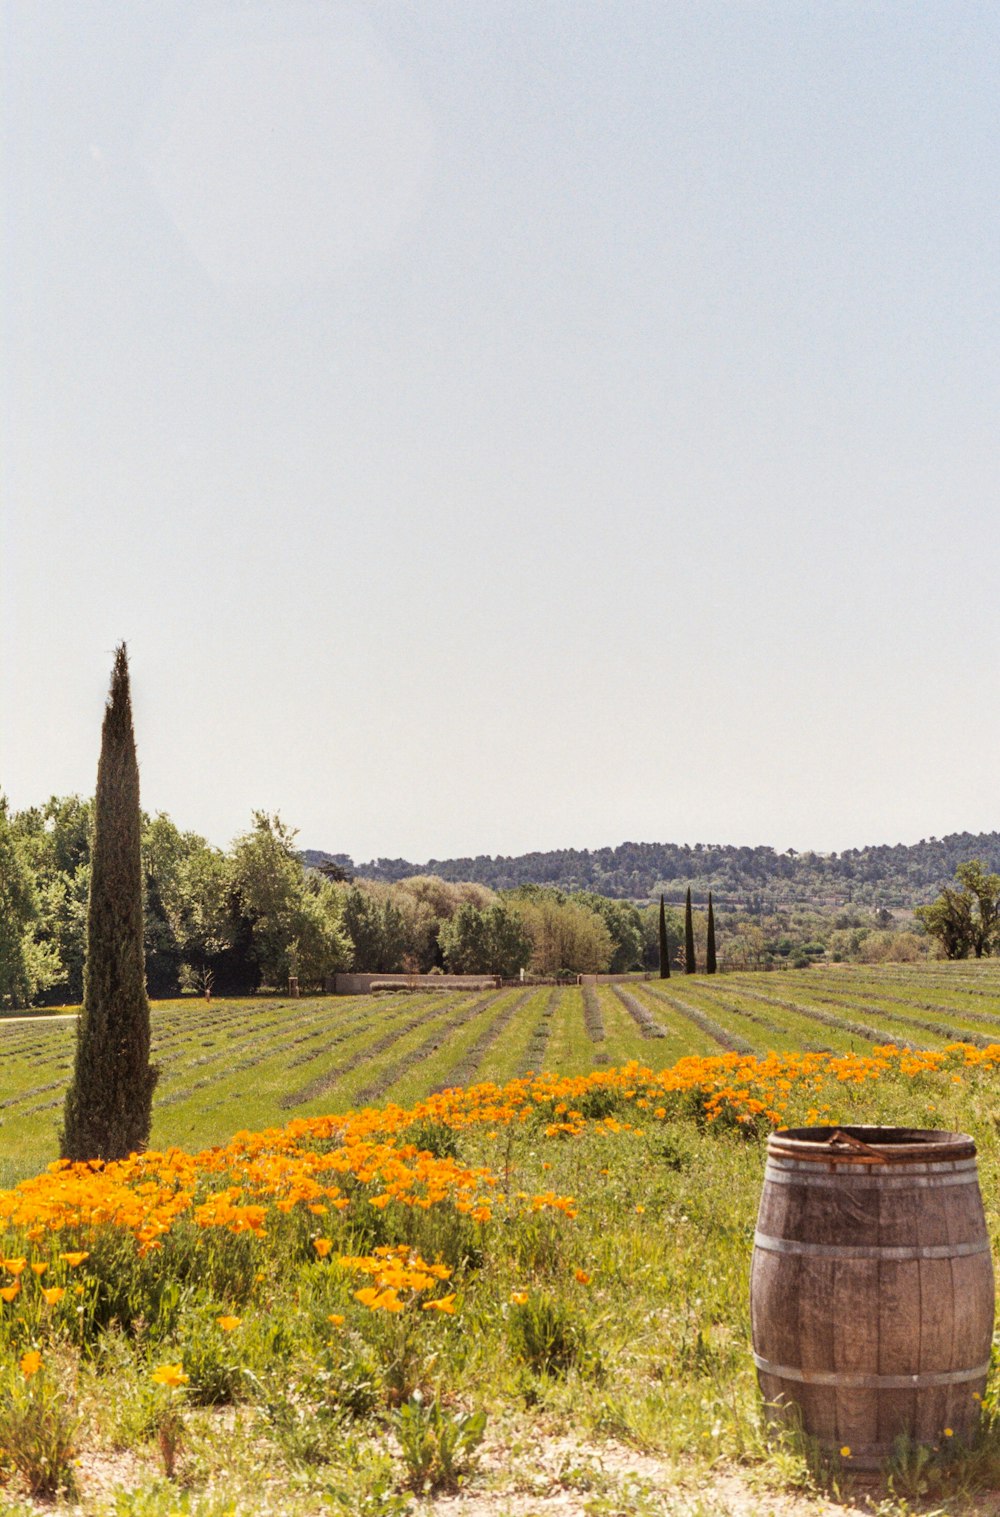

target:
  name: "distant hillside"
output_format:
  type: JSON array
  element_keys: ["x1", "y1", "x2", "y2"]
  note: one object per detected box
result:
[{"x1": 302, "y1": 831, "x2": 1000, "y2": 910}]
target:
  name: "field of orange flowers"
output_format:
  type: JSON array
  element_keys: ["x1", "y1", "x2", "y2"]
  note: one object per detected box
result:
[{"x1": 2, "y1": 1040, "x2": 1000, "y2": 1512}]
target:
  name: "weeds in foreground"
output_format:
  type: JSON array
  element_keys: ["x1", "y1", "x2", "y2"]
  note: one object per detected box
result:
[
  {"x1": 0, "y1": 1349, "x2": 79, "y2": 1498},
  {"x1": 507, "y1": 1290, "x2": 596, "y2": 1378},
  {"x1": 393, "y1": 1392, "x2": 487, "y2": 1491}
]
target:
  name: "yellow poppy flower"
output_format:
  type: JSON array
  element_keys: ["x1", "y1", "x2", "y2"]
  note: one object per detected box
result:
[{"x1": 152, "y1": 1363, "x2": 189, "y2": 1388}]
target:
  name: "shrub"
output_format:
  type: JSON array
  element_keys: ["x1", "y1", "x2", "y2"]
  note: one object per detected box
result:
[
  {"x1": 507, "y1": 1293, "x2": 591, "y2": 1377},
  {"x1": 393, "y1": 1393, "x2": 486, "y2": 1492},
  {"x1": 0, "y1": 1352, "x2": 79, "y2": 1498}
]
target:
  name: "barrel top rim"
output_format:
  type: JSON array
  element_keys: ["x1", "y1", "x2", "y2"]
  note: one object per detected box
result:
[{"x1": 768, "y1": 1125, "x2": 977, "y2": 1162}]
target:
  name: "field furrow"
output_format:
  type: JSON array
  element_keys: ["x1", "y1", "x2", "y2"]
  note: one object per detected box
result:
[
  {"x1": 353, "y1": 993, "x2": 504, "y2": 1108},
  {"x1": 720, "y1": 983, "x2": 924, "y2": 1049},
  {"x1": 804, "y1": 973, "x2": 1000, "y2": 1029},
  {"x1": 641, "y1": 984, "x2": 758, "y2": 1053},
  {"x1": 544, "y1": 988, "x2": 607, "y2": 1073},
  {"x1": 511, "y1": 987, "x2": 560, "y2": 1078},
  {"x1": 669, "y1": 982, "x2": 840, "y2": 1053},
  {"x1": 611, "y1": 985, "x2": 670, "y2": 1039},
  {"x1": 279, "y1": 995, "x2": 461, "y2": 1109},
  {"x1": 785, "y1": 987, "x2": 995, "y2": 1048},
  {"x1": 431, "y1": 989, "x2": 536, "y2": 1092},
  {"x1": 582, "y1": 984, "x2": 605, "y2": 1042}
]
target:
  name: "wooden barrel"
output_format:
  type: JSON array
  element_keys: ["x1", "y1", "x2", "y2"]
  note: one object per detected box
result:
[{"x1": 751, "y1": 1126, "x2": 994, "y2": 1469}]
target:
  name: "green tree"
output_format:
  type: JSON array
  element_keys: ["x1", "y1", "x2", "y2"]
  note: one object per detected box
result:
[
  {"x1": 684, "y1": 887, "x2": 696, "y2": 974},
  {"x1": 439, "y1": 901, "x2": 533, "y2": 977},
  {"x1": 11, "y1": 795, "x2": 94, "y2": 1001},
  {"x1": 915, "y1": 860, "x2": 1000, "y2": 960},
  {"x1": 0, "y1": 798, "x2": 62, "y2": 1007},
  {"x1": 291, "y1": 876, "x2": 352, "y2": 988},
  {"x1": 339, "y1": 883, "x2": 408, "y2": 973},
  {"x1": 515, "y1": 889, "x2": 614, "y2": 976},
  {"x1": 230, "y1": 812, "x2": 349, "y2": 987},
  {"x1": 657, "y1": 894, "x2": 670, "y2": 979},
  {"x1": 229, "y1": 812, "x2": 305, "y2": 987},
  {"x1": 573, "y1": 892, "x2": 643, "y2": 973},
  {"x1": 705, "y1": 891, "x2": 717, "y2": 974},
  {"x1": 639, "y1": 900, "x2": 682, "y2": 970},
  {"x1": 720, "y1": 921, "x2": 767, "y2": 971},
  {"x1": 63, "y1": 647, "x2": 157, "y2": 1161},
  {"x1": 141, "y1": 814, "x2": 237, "y2": 992}
]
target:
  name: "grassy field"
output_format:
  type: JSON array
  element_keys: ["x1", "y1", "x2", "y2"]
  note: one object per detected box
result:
[
  {"x1": 5, "y1": 963, "x2": 1000, "y2": 1186},
  {"x1": 2, "y1": 963, "x2": 1000, "y2": 1514}
]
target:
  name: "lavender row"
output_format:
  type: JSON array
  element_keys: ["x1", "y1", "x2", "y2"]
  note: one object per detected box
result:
[
  {"x1": 430, "y1": 991, "x2": 534, "y2": 1094},
  {"x1": 719, "y1": 984, "x2": 922, "y2": 1050},
  {"x1": 519, "y1": 988, "x2": 559, "y2": 1076},
  {"x1": 611, "y1": 985, "x2": 669, "y2": 1039},
  {"x1": 641, "y1": 986, "x2": 755, "y2": 1054},
  {"x1": 582, "y1": 985, "x2": 605, "y2": 1042},
  {"x1": 280, "y1": 998, "x2": 456, "y2": 1109},
  {"x1": 351, "y1": 994, "x2": 502, "y2": 1108}
]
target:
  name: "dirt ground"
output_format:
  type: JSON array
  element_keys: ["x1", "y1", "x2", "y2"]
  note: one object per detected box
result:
[
  {"x1": 416, "y1": 1433, "x2": 1000, "y2": 1516},
  {"x1": 13, "y1": 1423, "x2": 1000, "y2": 1516}
]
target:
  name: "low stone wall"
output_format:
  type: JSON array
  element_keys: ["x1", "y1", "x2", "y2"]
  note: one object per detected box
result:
[
  {"x1": 579, "y1": 972, "x2": 651, "y2": 985},
  {"x1": 329, "y1": 972, "x2": 501, "y2": 995}
]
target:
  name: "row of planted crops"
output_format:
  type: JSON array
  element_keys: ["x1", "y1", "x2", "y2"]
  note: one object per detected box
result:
[{"x1": 4, "y1": 964, "x2": 1000, "y2": 1187}]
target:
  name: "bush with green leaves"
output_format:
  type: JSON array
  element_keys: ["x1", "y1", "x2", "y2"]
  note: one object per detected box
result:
[{"x1": 393, "y1": 1392, "x2": 486, "y2": 1492}]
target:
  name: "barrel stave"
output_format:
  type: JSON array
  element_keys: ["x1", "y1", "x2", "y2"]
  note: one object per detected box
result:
[
  {"x1": 916, "y1": 1256, "x2": 954, "y2": 1444},
  {"x1": 797, "y1": 1254, "x2": 837, "y2": 1444},
  {"x1": 948, "y1": 1250, "x2": 993, "y2": 1437},
  {"x1": 876, "y1": 1256, "x2": 919, "y2": 1453},
  {"x1": 805, "y1": 1169, "x2": 877, "y2": 1244},
  {"x1": 833, "y1": 1258, "x2": 879, "y2": 1454}
]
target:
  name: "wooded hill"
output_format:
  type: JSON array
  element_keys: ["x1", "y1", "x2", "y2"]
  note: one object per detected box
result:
[{"x1": 304, "y1": 831, "x2": 1000, "y2": 910}]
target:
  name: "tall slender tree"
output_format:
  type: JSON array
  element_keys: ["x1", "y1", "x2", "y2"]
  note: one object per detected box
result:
[
  {"x1": 62, "y1": 646, "x2": 157, "y2": 1160},
  {"x1": 705, "y1": 890, "x2": 717, "y2": 974},
  {"x1": 657, "y1": 893, "x2": 671, "y2": 978},
  {"x1": 684, "y1": 887, "x2": 696, "y2": 974}
]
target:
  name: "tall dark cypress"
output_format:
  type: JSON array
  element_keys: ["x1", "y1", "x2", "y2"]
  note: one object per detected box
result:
[
  {"x1": 684, "y1": 886, "x2": 696, "y2": 974},
  {"x1": 62, "y1": 646, "x2": 157, "y2": 1160},
  {"x1": 658, "y1": 894, "x2": 670, "y2": 978},
  {"x1": 706, "y1": 890, "x2": 717, "y2": 975}
]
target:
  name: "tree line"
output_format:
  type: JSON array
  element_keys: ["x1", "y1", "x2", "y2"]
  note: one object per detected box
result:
[
  {"x1": 307, "y1": 830, "x2": 1000, "y2": 911},
  {"x1": 0, "y1": 796, "x2": 712, "y2": 1006},
  {"x1": 7, "y1": 799, "x2": 994, "y2": 1010}
]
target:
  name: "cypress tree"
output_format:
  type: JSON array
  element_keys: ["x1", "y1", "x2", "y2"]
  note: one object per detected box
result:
[
  {"x1": 62, "y1": 646, "x2": 157, "y2": 1161},
  {"x1": 657, "y1": 893, "x2": 670, "y2": 978},
  {"x1": 706, "y1": 890, "x2": 717, "y2": 975},
  {"x1": 684, "y1": 887, "x2": 696, "y2": 974}
]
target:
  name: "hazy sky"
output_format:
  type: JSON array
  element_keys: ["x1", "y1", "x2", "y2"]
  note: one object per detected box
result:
[{"x1": 3, "y1": 1, "x2": 999, "y2": 863}]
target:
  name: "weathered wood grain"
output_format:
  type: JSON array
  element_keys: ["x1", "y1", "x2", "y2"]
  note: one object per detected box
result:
[{"x1": 750, "y1": 1126, "x2": 994, "y2": 1469}]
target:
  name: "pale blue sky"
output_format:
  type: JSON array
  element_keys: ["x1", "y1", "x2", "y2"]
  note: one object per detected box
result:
[{"x1": 3, "y1": 1, "x2": 999, "y2": 863}]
